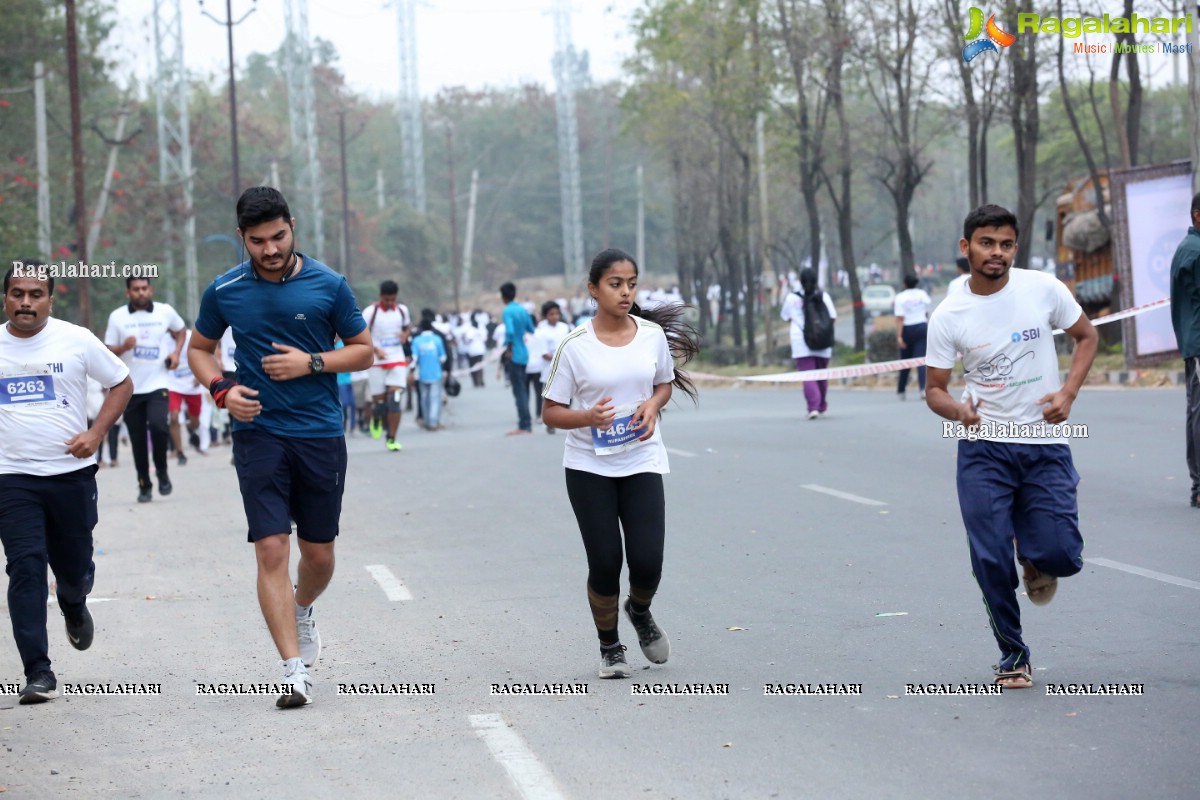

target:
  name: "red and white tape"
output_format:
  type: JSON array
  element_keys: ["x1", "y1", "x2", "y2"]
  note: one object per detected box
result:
[{"x1": 739, "y1": 297, "x2": 1171, "y2": 384}]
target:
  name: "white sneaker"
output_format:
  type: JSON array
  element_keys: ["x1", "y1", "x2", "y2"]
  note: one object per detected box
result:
[
  {"x1": 296, "y1": 606, "x2": 321, "y2": 668},
  {"x1": 277, "y1": 660, "x2": 312, "y2": 708},
  {"x1": 806, "y1": 410, "x2": 819, "y2": 420}
]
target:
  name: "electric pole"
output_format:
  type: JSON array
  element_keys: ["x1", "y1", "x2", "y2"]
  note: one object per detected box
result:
[
  {"x1": 199, "y1": 0, "x2": 255, "y2": 201},
  {"x1": 552, "y1": 0, "x2": 585, "y2": 283}
]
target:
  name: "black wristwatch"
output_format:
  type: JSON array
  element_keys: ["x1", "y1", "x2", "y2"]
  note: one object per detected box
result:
[{"x1": 309, "y1": 353, "x2": 325, "y2": 374}]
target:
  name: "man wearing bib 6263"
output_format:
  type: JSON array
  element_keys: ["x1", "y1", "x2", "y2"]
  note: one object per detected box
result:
[{"x1": 0, "y1": 265, "x2": 133, "y2": 704}]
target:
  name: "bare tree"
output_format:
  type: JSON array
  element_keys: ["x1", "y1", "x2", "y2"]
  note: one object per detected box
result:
[
  {"x1": 941, "y1": 0, "x2": 1003, "y2": 208},
  {"x1": 860, "y1": 0, "x2": 936, "y2": 279},
  {"x1": 818, "y1": 0, "x2": 864, "y2": 350},
  {"x1": 1108, "y1": 0, "x2": 1143, "y2": 168}
]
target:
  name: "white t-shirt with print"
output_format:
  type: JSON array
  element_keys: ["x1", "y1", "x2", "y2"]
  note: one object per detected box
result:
[
  {"x1": 104, "y1": 302, "x2": 184, "y2": 393},
  {"x1": 926, "y1": 268, "x2": 1083, "y2": 444},
  {"x1": 893, "y1": 288, "x2": 933, "y2": 325},
  {"x1": 363, "y1": 303, "x2": 411, "y2": 368},
  {"x1": 542, "y1": 317, "x2": 675, "y2": 477},
  {"x1": 167, "y1": 330, "x2": 203, "y2": 395},
  {"x1": 0, "y1": 317, "x2": 129, "y2": 475},
  {"x1": 780, "y1": 291, "x2": 837, "y2": 358}
]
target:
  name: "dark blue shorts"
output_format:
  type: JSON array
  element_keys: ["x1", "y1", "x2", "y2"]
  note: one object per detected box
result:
[{"x1": 232, "y1": 429, "x2": 347, "y2": 543}]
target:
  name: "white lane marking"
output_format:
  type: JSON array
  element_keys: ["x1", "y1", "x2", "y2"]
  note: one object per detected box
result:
[
  {"x1": 800, "y1": 484, "x2": 888, "y2": 507},
  {"x1": 469, "y1": 713, "x2": 567, "y2": 800},
  {"x1": 1089, "y1": 557, "x2": 1200, "y2": 591},
  {"x1": 666, "y1": 447, "x2": 697, "y2": 458},
  {"x1": 365, "y1": 565, "x2": 413, "y2": 601}
]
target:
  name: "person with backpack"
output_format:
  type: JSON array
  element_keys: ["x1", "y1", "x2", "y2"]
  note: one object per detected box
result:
[{"x1": 780, "y1": 267, "x2": 837, "y2": 419}]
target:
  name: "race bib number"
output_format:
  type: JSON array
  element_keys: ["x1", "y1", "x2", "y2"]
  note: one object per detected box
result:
[
  {"x1": 0, "y1": 371, "x2": 56, "y2": 407},
  {"x1": 133, "y1": 345, "x2": 160, "y2": 360},
  {"x1": 592, "y1": 403, "x2": 647, "y2": 456},
  {"x1": 379, "y1": 336, "x2": 402, "y2": 348}
]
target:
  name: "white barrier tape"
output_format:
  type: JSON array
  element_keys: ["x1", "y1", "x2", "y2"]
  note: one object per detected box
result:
[
  {"x1": 740, "y1": 296, "x2": 1171, "y2": 384},
  {"x1": 450, "y1": 345, "x2": 504, "y2": 378}
]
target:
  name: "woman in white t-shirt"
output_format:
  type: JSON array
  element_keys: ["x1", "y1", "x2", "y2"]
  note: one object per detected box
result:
[
  {"x1": 779, "y1": 268, "x2": 837, "y2": 419},
  {"x1": 542, "y1": 248, "x2": 699, "y2": 680},
  {"x1": 893, "y1": 274, "x2": 933, "y2": 399}
]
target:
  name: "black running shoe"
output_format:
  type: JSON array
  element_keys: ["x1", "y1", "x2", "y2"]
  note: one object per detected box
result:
[
  {"x1": 158, "y1": 476, "x2": 172, "y2": 496},
  {"x1": 63, "y1": 603, "x2": 94, "y2": 651},
  {"x1": 19, "y1": 671, "x2": 57, "y2": 705},
  {"x1": 188, "y1": 431, "x2": 201, "y2": 450},
  {"x1": 137, "y1": 481, "x2": 153, "y2": 503},
  {"x1": 177, "y1": 452, "x2": 188, "y2": 467},
  {"x1": 623, "y1": 598, "x2": 671, "y2": 664}
]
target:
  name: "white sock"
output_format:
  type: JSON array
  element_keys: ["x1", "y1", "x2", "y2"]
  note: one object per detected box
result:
[
  {"x1": 283, "y1": 656, "x2": 305, "y2": 673},
  {"x1": 295, "y1": 602, "x2": 311, "y2": 619}
]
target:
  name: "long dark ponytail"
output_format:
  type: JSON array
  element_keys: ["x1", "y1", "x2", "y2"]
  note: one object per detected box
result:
[{"x1": 588, "y1": 248, "x2": 700, "y2": 402}]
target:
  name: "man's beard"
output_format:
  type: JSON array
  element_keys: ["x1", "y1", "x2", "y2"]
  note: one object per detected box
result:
[
  {"x1": 253, "y1": 246, "x2": 296, "y2": 274},
  {"x1": 131, "y1": 297, "x2": 152, "y2": 309},
  {"x1": 974, "y1": 258, "x2": 1009, "y2": 281}
]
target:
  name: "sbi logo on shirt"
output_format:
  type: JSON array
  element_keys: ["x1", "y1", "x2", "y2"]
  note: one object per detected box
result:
[{"x1": 1011, "y1": 328, "x2": 1041, "y2": 343}]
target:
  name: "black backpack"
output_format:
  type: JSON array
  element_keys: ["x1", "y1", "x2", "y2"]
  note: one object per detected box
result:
[{"x1": 800, "y1": 292, "x2": 835, "y2": 350}]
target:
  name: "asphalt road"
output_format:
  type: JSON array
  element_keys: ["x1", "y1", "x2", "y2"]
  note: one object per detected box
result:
[{"x1": 1, "y1": 377, "x2": 1197, "y2": 799}]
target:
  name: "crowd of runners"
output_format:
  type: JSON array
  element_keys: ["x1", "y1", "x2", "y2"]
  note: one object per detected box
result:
[{"x1": 7, "y1": 185, "x2": 1199, "y2": 709}]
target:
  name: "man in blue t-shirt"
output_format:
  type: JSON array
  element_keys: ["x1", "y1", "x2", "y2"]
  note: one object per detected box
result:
[
  {"x1": 187, "y1": 187, "x2": 373, "y2": 709},
  {"x1": 500, "y1": 281, "x2": 535, "y2": 435}
]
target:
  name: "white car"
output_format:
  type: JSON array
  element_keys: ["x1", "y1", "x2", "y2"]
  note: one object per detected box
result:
[{"x1": 862, "y1": 285, "x2": 896, "y2": 317}]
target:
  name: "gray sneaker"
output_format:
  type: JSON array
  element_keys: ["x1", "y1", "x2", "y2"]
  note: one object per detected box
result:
[
  {"x1": 623, "y1": 599, "x2": 671, "y2": 664},
  {"x1": 276, "y1": 661, "x2": 312, "y2": 708},
  {"x1": 296, "y1": 607, "x2": 321, "y2": 668},
  {"x1": 598, "y1": 644, "x2": 632, "y2": 679}
]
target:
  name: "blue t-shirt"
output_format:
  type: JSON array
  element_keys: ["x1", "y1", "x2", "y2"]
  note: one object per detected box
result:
[
  {"x1": 194, "y1": 255, "x2": 366, "y2": 438},
  {"x1": 412, "y1": 331, "x2": 446, "y2": 383},
  {"x1": 503, "y1": 302, "x2": 535, "y2": 365}
]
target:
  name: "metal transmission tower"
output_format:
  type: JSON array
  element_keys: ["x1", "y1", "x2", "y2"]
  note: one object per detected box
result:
[
  {"x1": 396, "y1": 0, "x2": 426, "y2": 212},
  {"x1": 552, "y1": 0, "x2": 584, "y2": 283},
  {"x1": 284, "y1": 0, "x2": 324, "y2": 260},
  {"x1": 153, "y1": 0, "x2": 199, "y2": 319}
]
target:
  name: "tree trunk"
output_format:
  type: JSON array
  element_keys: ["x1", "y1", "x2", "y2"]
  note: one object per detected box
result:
[{"x1": 1009, "y1": 0, "x2": 1039, "y2": 269}]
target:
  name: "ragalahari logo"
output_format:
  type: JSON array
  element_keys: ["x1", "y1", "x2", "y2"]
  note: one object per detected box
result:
[{"x1": 962, "y1": 7, "x2": 1016, "y2": 63}]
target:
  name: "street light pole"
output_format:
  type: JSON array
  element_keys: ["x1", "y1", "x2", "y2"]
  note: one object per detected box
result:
[{"x1": 200, "y1": 0, "x2": 256, "y2": 201}]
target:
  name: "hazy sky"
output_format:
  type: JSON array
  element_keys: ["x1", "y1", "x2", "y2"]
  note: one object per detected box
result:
[{"x1": 108, "y1": 0, "x2": 644, "y2": 100}]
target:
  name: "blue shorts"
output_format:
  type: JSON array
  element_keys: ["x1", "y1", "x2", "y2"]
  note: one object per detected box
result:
[{"x1": 232, "y1": 429, "x2": 347, "y2": 543}]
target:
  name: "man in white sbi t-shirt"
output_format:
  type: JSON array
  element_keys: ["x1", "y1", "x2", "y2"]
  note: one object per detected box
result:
[
  {"x1": 925, "y1": 204, "x2": 1098, "y2": 690},
  {"x1": 0, "y1": 264, "x2": 133, "y2": 703},
  {"x1": 104, "y1": 277, "x2": 186, "y2": 502}
]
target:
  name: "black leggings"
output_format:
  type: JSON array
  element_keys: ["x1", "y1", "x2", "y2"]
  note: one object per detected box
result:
[{"x1": 564, "y1": 469, "x2": 665, "y2": 597}]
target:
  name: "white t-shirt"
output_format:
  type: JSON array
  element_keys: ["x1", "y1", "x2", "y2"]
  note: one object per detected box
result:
[
  {"x1": 780, "y1": 291, "x2": 837, "y2": 358},
  {"x1": 948, "y1": 273, "x2": 970, "y2": 294},
  {"x1": 525, "y1": 332, "x2": 542, "y2": 376},
  {"x1": 893, "y1": 288, "x2": 933, "y2": 325},
  {"x1": 167, "y1": 330, "x2": 203, "y2": 395},
  {"x1": 104, "y1": 302, "x2": 184, "y2": 393},
  {"x1": 363, "y1": 303, "x2": 411, "y2": 368},
  {"x1": 0, "y1": 317, "x2": 129, "y2": 476},
  {"x1": 542, "y1": 317, "x2": 675, "y2": 477},
  {"x1": 220, "y1": 327, "x2": 237, "y2": 372},
  {"x1": 462, "y1": 324, "x2": 487, "y2": 357},
  {"x1": 926, "y1": 269, "x2": 1083, "y2": 444},
  {"x1": 535, "y1": 320, "x2": 573, "y2": 383}
]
